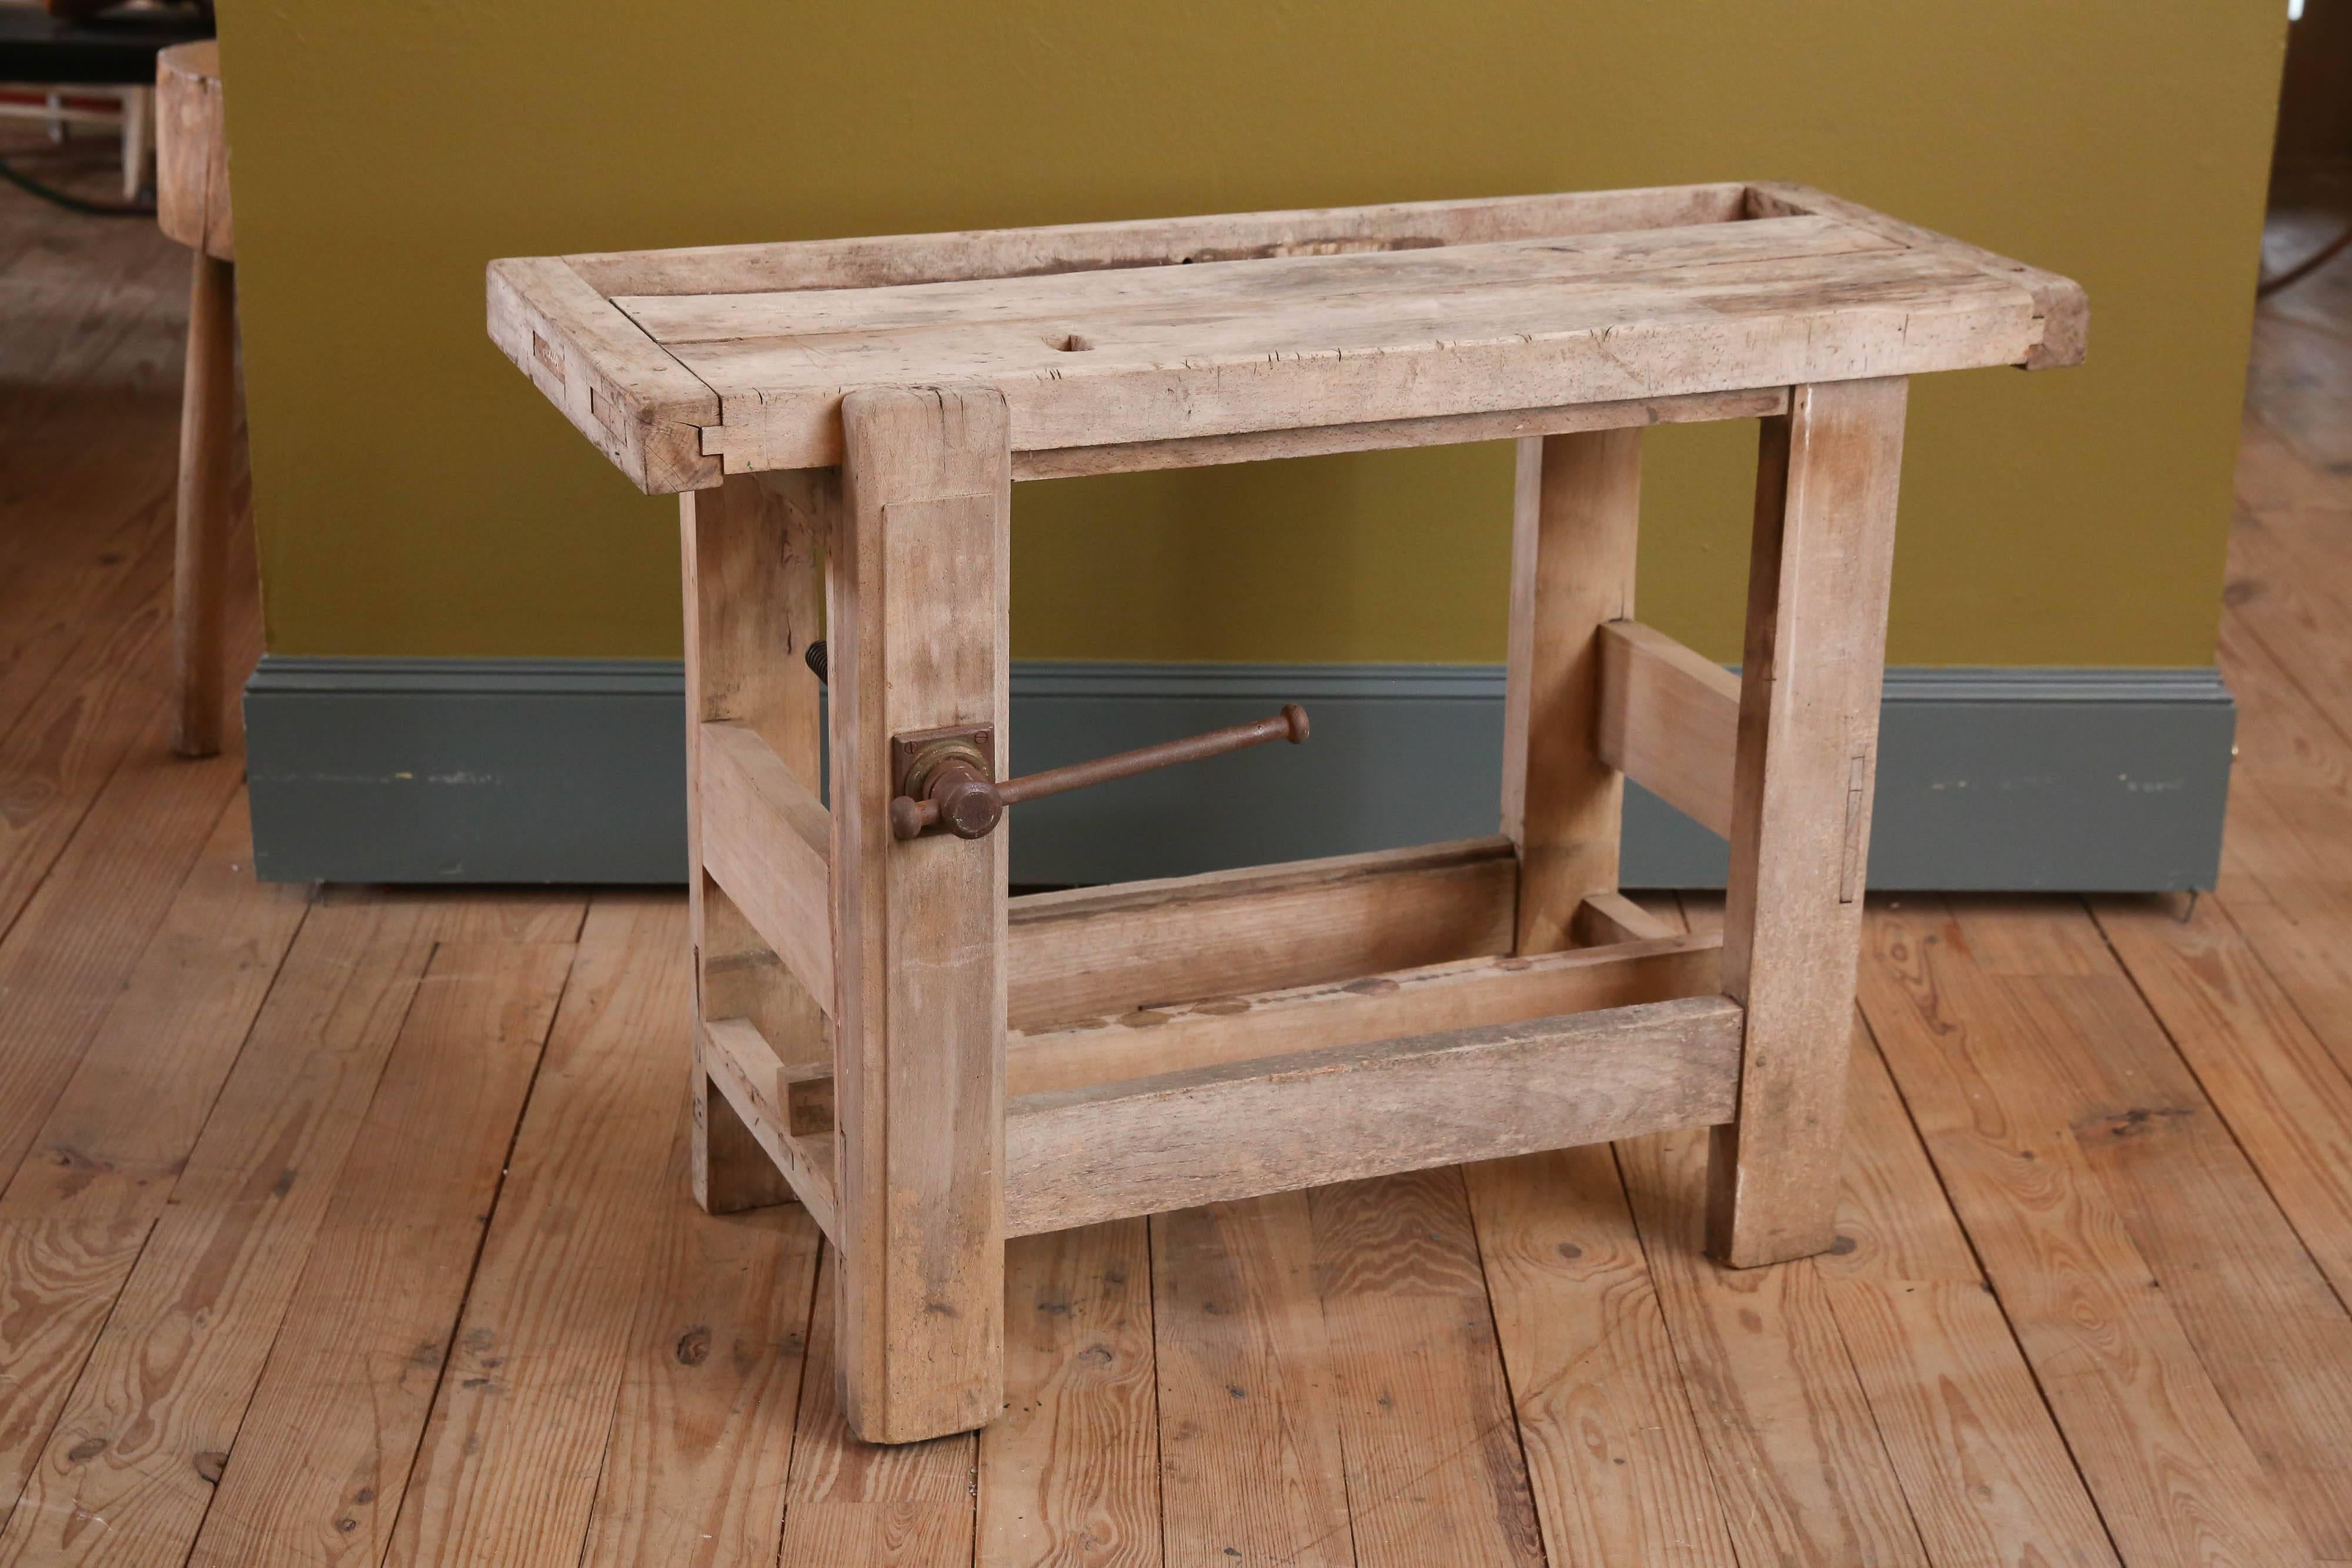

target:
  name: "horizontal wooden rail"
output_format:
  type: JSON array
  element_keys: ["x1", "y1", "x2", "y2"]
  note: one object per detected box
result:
[
  {"x1": 1595, "y1": 620, "x2": 1742, "y2": 839},
  {"x1": 1008, "y1": 929, "x2": 1722, "y2": 1097},
  {"x1": 1004, "y1": 994, "x2": 1744, "y2": 1235},
  {"x1": 1573, "y1": 891, "x2": 1679, "y2": 947},
  {"x1": 1014, "y1": 387, "x2": 1789, "y2": 482},
  {"x1": 703, "y1": 1016, "x2": 839, "y2": 1245},
  {"x1": 1007, "y1": 835, "x2": 1519, "y2": 1031},
  {"x1": 699, "y1": 721, "x2": 834, "y2": 1009}
]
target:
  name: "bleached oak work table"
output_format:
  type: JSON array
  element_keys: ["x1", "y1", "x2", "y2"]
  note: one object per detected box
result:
[{"x1": 487, "y1": 182, "x2": 2086, "y2": 1444}]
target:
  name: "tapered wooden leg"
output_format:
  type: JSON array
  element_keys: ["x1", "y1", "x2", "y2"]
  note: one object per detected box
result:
[
  {"x1": 681, "y1": 471, "x2": 831, "y2": 1213},
  {"x1": 1501, "y1": 427, "x2": 1643, "y2": 955},
  {"x1": 829, "y1": 386, "x2": 1011, "y2": 1443},
  {"x1": 1708, "y1": 377, "x2": 1907, "y2": 1268},
  {"x1": 172, "y1": 251, "x2": 235, "y2": 758}
]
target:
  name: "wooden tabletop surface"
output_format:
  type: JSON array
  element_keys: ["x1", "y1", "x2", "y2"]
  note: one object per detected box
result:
[{"x1": 488, "y1": 183, "x2": 2085, "y2": 493}]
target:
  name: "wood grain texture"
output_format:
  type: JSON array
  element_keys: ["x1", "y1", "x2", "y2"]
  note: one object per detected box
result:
[
  {"x1": 1461, "y1": 1144, "x2": 1736, "y2": 1568},
  {"x1": 1502, "y1": 426, "x2": 1642, "y2": 954},
  {"x1": 702, "y1": 1017, "x2": 839, "y2": 1245},
  {"x1": 1308, "y1": 1168, "x2": 1544, "y2": 1567},
  {"x1": 2094, "y1": 892, "x2": 2352, "y2": 1303},
  {"x1": 1150, "y1": 1196, "x2": 1351, "y2": 1568},
  {"x1": 0, "y1": 1219, "x2": 148, "y2": 1538},
  {"x1": 1007, "y1": 997, "x2": 1743, "y2": 1235},
  {"x1": 184, "y1": 940, "x2": 574, "y2": 1568},
  {"x1": 0, "y1": 792, "x2": 308, "y2": 1223},
  {"x1": 979, "y1": 1222, "x2": 1160, "y2": 1568},
  {"x1": 154, "y1": 41, "x2": 230, "y2": 261},
  {"x1": 1008, "y1": 837, "x2": 1517, "y2": 1031},
  {"x1": 383, "y1": 897, "x2": 697, "y2": 1568},
  {"x1": 486, "y1": 256, "x2": 719, "y2": 493},
  {"x1": 1595, "y1": 620, "x2": 1741, "y2": 840},
  {"x1": 568, "y1": 183, "x2": 1753, "y2": 296},
  {"x1": 1709, "y1": 377, "x2": 1908, "y2": 1268},
  {"x1": 829, "y1": 386, "x2": 1011, "y2": 1442},
  {"x1": 170, "y1": 249, "x2": 235, "y2": 758},
  {"x1": 683, "y1": 472, "x2": 828, "y2": 1216},
  {"x1": 1573, "y1": 891, "x2": 1678, "y2": 947},
  {"x1": 1858, "y1": 901, "x2": 2311, "y2": 1568},
  {"x1": 577, "y1": 1118, "x2": 826, "y2": 1568},
  {"x1": 1012, "y1": 387, "x2": 1788, "y2": 481},
  {"x1": 1743, "y1": 182, "x2": 2087, "y2": 370},
  {"x1": 1003, "y1": 930, "x2": 1721, "y2": 1098},
  {"x1": 641, "y1": 221, "x2": 2033, "y2": 472},
  {"x1": 1824, "y1": 1031, "x2": 2120, "y2": 1567},
  {"x1": 776, "y1": 1251, "x2": 978, "y2": 1566},
  {"x1": 1973, "y1": 904, "x2": 2352, "y2": 1562},
  {"x1": 500, "y1": 187, "x2": 2066, "y2": 483},
  {"x1": 0, "y1": 892, "x2": 472, "y2": 1568},
  {"x1": 699, "y1": 720, "x2": 834, "y2": 1008},
  {"x1": 1619, "y1": 1125, "x2": 1930, "y2": 1568}
]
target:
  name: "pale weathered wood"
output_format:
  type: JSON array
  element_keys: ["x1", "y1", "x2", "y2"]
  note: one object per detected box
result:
[
  {"x1": 183, "y1": 940, "x2": 573, "y2": 1568},
  {"x1": 2096, "y1": 892, "x2": 2352, "y2": 1301},
  {"x1": 381, "y1": 898, "x2": 696, "y2": 1568},
  {"x1": 1150, "y1": 1194, "x2": 1351, "y2": 1568},
  {"x1": 487, "y1": 256, "x2": 720, "y2": 494},
  {"x1": 1503, "y1": 426, "x2": 1642, "y2": 954},
  {"x1": 829, "y1": 385, "x2": 1012, "y2": 1443},
  {"x1": 1822, "y1": 1030, "x2": 2122, "y2": 1567},
  {"x1": 698, "y1": 720, "x2": 834, "y2": 1008},
  {"x1": 774, "y1": 1250, "x2": 979, "y2": 1564},
  {"x1": 1573, "y1": 890, "x2": 1678, "y2": 947},
  {"x1": 1595, "y1": 620, "x2": 1741, "y2": 840},
  {"x1": 656, "y1": 221, "x2": 2032, "y2": 474},
  {"x1": 1005, "y1": 930, "x2": 1722, "y2": 1098},
  {"x1": 681, "y1": 472, "x2": 827, "y2": 1215},
  {"x1": 1462, "y1": 1142, "x2": 1738, "y2": 1567},
  {"x1": 1745, "y1": 182, "x2": 2088, "y2": 370},
  {"x1": 1011, "y1": 387, "x2": 1789, "y2": 480},
  {"x1": 1007, "y1": 996, "x2": 1743, "y2": 1235},
  {"x1": 978, "y1": 1221, "x2": 1161, "y2": 1567},
  {"x1": 1709, "y1": 377, "x2": 1908, "y2": 1268},
  {"x1": 1858, "y1": 900, "x2": 2313, "y2": 1567},
  {"x1": 568, "y1": 182, "x2": 1753, "y2": 296},
  {"x1": 1310, "y1": 1168, "x2": 1546, "y2": 1565},
  {"x1": 1620, "y1": 1125, "x2": 1932, "y2": 1568},
  {"x1": 577, "y1": 1117, "x2": 825, "y2": 1568},
  {"x1": 1008, "y1": 835, "x2": 1518, "y2": 1031},
  {"x1": 702, "y1": 1016, "x2": 840, "y2": 1246}
]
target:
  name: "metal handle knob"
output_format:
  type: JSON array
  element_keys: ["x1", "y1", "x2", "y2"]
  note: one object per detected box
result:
[{"x1": 890, "y1": 704, "x2": 1310, "y2": 842}]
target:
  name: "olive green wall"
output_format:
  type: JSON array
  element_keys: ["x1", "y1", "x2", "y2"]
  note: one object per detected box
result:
[{"x1": 218, "y1": 2, "x2": 2283, "y2": 668}]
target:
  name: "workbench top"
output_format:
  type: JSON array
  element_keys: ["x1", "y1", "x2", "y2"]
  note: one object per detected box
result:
[{"x1": 488, "y1": 182, "x2": 2084, "y2": 494}]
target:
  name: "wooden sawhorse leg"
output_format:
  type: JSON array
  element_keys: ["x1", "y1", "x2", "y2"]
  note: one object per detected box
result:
[
  {"x1": 682, "y1": 472, "x2": 830, "y2": 1213},
  {"x1": 172, "y1": 250, "x2": 235, "y2": 758},
  {"x1": 827, "y1": 386, "x2": 1011, "y2": 1442},
  {"x1": 1709, "y1": 377, "x2": 1907, "y2": 1267}
]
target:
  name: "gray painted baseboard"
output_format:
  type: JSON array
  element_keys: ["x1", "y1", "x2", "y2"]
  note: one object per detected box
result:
[{"x1": 245, "y1": 657, "x2": 2234, "y2": 890}]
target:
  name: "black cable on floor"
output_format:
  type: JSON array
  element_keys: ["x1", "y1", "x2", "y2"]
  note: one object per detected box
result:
[
  {"x1": 2259, "y1": 222, "x2": 2352, "y2": 297},
  {"x1": 0, "y1": 156, "x2": 155, "y2": 218}
]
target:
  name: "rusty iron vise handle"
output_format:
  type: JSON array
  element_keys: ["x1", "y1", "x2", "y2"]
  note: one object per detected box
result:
[{"x1": 889, "y1": 705, "x2": 1309, "y2": 842}]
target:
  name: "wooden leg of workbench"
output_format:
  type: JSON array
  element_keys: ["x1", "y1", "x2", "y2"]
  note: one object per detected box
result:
[
  {"x1": 1501, "y1": 426, "x2": 1643, "y2": 956},
  {"x1": 681, "y1": 472, "x2": 830, "y2": 1214},
  {"x1": 171, "y1": 252, "x2": 235, "y2": 758},
  {"x1": 1708, "y1": 377, "x2": 1907, "y2": 1268},
  {"x1": 829, "y1": 386, "x2": 1011, "y2": 1443}
]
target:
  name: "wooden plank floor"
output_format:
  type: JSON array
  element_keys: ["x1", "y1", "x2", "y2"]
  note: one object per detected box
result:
[{"x1": 5, "y1": 152, "x2": 2352, "y2": 1566}]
